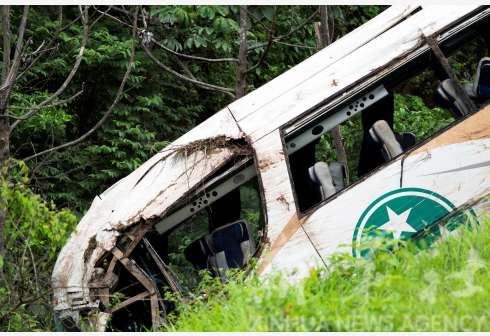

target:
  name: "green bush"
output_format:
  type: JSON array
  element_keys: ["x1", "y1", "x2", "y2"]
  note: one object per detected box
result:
[{"x1": 0, "y1": 161, "x2": 77, "y2": 331}]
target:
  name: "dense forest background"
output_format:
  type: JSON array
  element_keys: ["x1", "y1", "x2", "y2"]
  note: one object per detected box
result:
[{"x1": 0, "y1": 5, "x2": 477, "y2": 331}]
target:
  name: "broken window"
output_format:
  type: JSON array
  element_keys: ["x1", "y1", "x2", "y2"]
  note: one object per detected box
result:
[{"x1": 101, "y1": 158, "x2": 265, "y2": 331}]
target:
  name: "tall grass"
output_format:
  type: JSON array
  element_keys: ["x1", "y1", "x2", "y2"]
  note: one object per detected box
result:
[{"x1": 166, "y1": 216, "x2": 490, "y2": 331}]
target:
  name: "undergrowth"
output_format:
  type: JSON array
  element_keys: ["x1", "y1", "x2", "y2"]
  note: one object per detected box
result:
[
  {"x1": 166, "y1": 215, "x2": 490, "y2": 332},
  {"x1": 0, "y1": 160, "x2": 77, "y2": 331}
]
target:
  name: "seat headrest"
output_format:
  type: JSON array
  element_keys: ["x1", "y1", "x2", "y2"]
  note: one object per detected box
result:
[
  {"x1": 308, "y1": 162, "x2": 336, "y2": 200},
  {"x1": 328, "y1": 161, "x2": 346, "y2": 192},
  {"x1": 369, "y1": 120, "x2": 403, "y2": 161}
]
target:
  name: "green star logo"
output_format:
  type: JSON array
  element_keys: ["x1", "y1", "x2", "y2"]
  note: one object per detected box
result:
[{"x1": 352, "y1": 188, "x2": 475, "y2": 257}]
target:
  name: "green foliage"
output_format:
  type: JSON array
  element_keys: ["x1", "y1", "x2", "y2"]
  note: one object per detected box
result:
[
  {"x1": 0, "y1": 160, "x2": 77, "y2": 331},
  {"x1": 393, "y1": 94, "x2": 454, "y2": 140},
  {"x1": 167, "y1": 215, "x2": 490, "y2": 331},
  {"x1": 11, "y1": 7, "x2": 205, "y2": 211},
  {"x1": 5, "y1": 5, "x2": 384, "y2": 211},
  {"x1": 10, "y1": 91, "x2": 73, "y2": 138},
  {"x1": 448, "y1": 35, "x2": 488, "y2": 84}
]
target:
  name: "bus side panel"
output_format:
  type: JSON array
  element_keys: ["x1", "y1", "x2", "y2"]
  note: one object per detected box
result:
[{"x1": 273, "y1": 105, "x2": 490, "y2": 274}]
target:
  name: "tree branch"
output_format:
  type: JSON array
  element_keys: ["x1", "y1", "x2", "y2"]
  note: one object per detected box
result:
[
  {"x1": 23, "y1": 7, "x2": 140, "y2": 162},
  {"x1": 0, "y1": 5, "x2": 29, "y2": 109},
  {"x1": 274, "y1": 40, "x2": 316, "y2": 49},
  {"x1": 140, "y1": 5, "x2": 148, "y2": 29},
  {"x1": 246, "y1": 6, "x2": 277, "y2": 74},
  {"x1": 247, "y1": 8, "x2": 318, "y2": 52},
  {"x1": 245, "y1": 7, "x2": 274, "y2": 33},
  {"x1": 235, "y1": 5, "x2": 248, "y2": 98},
  {"x1": 315, "y1": 7, "x2": 349, "y2": 183},
  {"x1": 111, "y1": 5, "x2": 131, "y2": 18},
  {"x1": 140, "y1": 7, "x2": 237, "y2": 64},
  {"x1": 151, "y1": 37, "x2": 239, "y2": 63},
  {"x1": 174, "y1": 57, "x2": 204, "y2": 86},
  {"x1": 10, "y1": 6, "x2": 89, "y2": 130},
  {"x1": 93, "y1": 7, "x2": 133, "y2": 29},
  {"x1": 17, "y1": 10, "x2": 83, "y2": 82},
  {"x1": 90, "y1": 5, "x2": 112, "y2": 30},
  {"x1": 2, "y1": 89, "x2": 83, "y2": 119},
  {"x1": 277, "y1": 8, "x2": 319, "y2": 41},
  {"x1": 143, "y1": 44, "x2": 235, "y2": 97}
]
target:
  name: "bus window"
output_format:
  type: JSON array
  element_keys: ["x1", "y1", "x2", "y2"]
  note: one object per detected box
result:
[
  {"x1": 164, "y1": 176, "x2": 264, "y2": 288},
  {"x1": 285, "y1": 49, "x2": 462, "y2": 213},
  {"x1": 108, "y1": 160, "x2": 265, "y2": 331},
  {"x1": 443, "y1": 19, "x2": 490, "y2": 112}
]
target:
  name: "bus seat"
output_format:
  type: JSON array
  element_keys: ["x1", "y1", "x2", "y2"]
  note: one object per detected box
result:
[
  {"x1": 211, "y1": 220, "x2": 255, "y2": 271},
  {"x1": 184, "y1": 235, "x2": 215, "y2": 272},
  {"x1": 395, "y1": 131, "x2": 416, "y2": 150},
  {"x1": 369, "y1": 120, "x2": 403, "y2": 161},
  {"x1": 358, "y1": 92, "x2": 395, "y2": 176},
  {"x1": 463, "y1": 58, "x2": 490, "y2": 100},
  {"x1": 290, "y1": 141, "x2": 323, "y2": 211},
  {"x1": 436, "y1": 79, "x2": 471, "y2": 118},
  {"x1": 474, "y1": 57, "x2": 490, "y2": 98},
  {"x1": 184, "y1": 220, "x2": 255, "y2": 278},
  {"x1": 309, "y1": 161, "x2": 339, "y2": 200},
  {"x1": 437, "y1": 58, "x2": 490, "y2": 117},
  {"x1": 329, "y1": 161, "x2": 346, "y2": 192}
]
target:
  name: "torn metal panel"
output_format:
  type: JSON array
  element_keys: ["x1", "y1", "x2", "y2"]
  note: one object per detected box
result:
[{"x1": 52, "y1": 108, "x2": 242, "y2": 319}]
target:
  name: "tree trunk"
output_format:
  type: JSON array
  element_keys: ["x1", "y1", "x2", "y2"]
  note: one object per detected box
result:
[
  {"x1": 235, "y1": 5, "x2": 248, "y2": 99},
  {"x1": 1, "y1": 6, "x2": 11, "y2": 82},
  {"x1": 0, "y1": 117, "x2": 8, "y2": 169},
  {"x1": 0, "y1": 115, "x2": 9, "y2": 259},
  {"x1": 0, "y1": 5, "x2": 11, "y2": 263},
  {"x1": 315, "y1": 6, "x2": 350, "y2": 183}
]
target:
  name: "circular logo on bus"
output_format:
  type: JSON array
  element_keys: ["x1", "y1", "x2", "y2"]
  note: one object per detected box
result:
[{"x1": 352, "y1": 188, "x2": 473, "y2": 257}]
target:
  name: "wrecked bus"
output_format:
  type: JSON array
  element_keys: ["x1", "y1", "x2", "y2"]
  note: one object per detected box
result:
[{"x1": 52, "y1": 5, "x2": 490, "y2": 331}]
